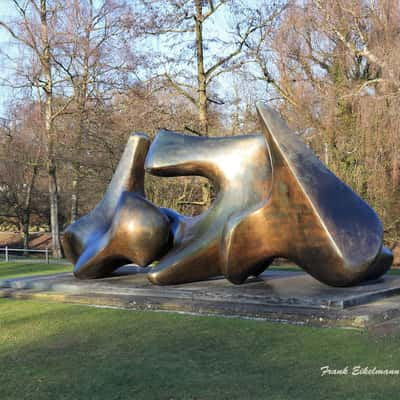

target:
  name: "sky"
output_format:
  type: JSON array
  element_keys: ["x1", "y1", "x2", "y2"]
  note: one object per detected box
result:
[
  {"x1": 0, "y1": 1, "x2": 19, "y2": 119},
  {"x1": 0, "y1": 0, "x2": 271, "y2": 121}
]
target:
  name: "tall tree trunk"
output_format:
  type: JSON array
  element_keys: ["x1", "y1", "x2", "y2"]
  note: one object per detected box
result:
[
  {"x1": 70, "y1": 10, "x2": 91, "y2": 223},
  {"x1": 195, "y1": 0, "x2": 208, "y2": 136},
  {"x1": 22, "y1": 223, "x2": 29, "y2": 250},
  {"x1": 70, "y1": 164, "x2": 79, "y2": 223},
  {"x1": 22, "y1": 214, "x2": 30, "y2": 253},
  {"x1": 22, "y1": 163, "x2": 38, "y2": 254},
  {"x1": 194, "y1": 1, "x2": 211, "y2": 211},
  {"x1": 48, "y1": 159, "x2": 62, "y2": 257},
  {"x1": 392, "y1": 153, "x2": 399, "y2": 188},
  {"x1": 232, "y1": 89, "x2": 241, "y2": 135},
  {"x1": 70, "y1": 89, "x2": 86, "y2": 223},
  {"x1": 41, "y1": 0, "x2": 62, "y2": 258}
]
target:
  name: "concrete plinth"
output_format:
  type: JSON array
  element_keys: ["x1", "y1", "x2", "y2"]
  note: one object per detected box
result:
[{"x1": 2, "y1": 266, "x2": 400, "y2": 330}]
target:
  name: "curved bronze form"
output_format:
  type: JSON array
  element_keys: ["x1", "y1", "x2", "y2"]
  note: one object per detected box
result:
[
  {"x1": 63, "y1": 133, "x2": 171, "y2": 278},
  {"x1": 221, "y1": 102, "x2": 393, "y2": 286},
  {"x1": 63, "y1": 103, "x2": 392, "y2": 288},
  {"x1": 145, "y1": 130, "x2": 273, "y2": 284}
]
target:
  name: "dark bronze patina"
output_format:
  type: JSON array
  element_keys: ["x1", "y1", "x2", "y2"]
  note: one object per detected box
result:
[
  {"x1": 145, "y1": 130, "x2": 272, "y2": 284},
  {"x1": 63, "y1": 133, "x2": 171, "y2": 278},
  {"x1": 221, "y1": 102, "x2": 393, "y2": 286},
  {"x1": 63, "y1": 103, "x2": 393, "y2": 287}
]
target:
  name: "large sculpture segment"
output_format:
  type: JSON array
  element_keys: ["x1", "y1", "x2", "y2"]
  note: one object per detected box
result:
[
  {"x1": 72, "y1": 192, "x2": 171, "y2": 278},
  {"x1": 63, "y1": 132, "x2": 171, "y2": 278},
  {"x1": 221, "y1": 102, "x2": 393, "y2": 286},
  {"x1": 145, "y1": 130, "x2": 273, "y2": 284},
  {"x1": 63, "y1": 103, "x2": 392, "y2": 288}
]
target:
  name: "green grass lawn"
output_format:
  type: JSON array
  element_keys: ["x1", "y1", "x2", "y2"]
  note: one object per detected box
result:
[
  {"x1": 1, "y1": 262, "x2": 400, "y2": 399},
  {"x1": 0, "y1": 262, "x2": 71, "y2": 280},
  {"x1": 1, "y1": 299, "x2": 400, "y2": 400}
]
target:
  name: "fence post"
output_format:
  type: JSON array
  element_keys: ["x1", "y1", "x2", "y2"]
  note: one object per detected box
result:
[
  {"x1": 5, "y1": 246, "x2": 8, "y2": 262},
  {"x1": 45, "y1": 248, "x2": 49, "y2": 264}
]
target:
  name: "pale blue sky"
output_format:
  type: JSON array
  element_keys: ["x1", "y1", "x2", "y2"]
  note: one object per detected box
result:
[
  {"x1": 0, "y1": 0, "x2": 19, "y2": 118},
  {"x1": 0, "y1": 0, "x2": 272, "y2": 120}
]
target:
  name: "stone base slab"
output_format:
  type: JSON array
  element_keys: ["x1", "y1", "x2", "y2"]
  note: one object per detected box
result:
[{"x1": 2, "y1": 266, "x2": 400, "y2": 330}]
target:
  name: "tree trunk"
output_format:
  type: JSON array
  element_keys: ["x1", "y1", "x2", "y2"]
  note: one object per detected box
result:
[
  {"x1": 232, "y1": 91, "x2": 241, "y2": 135},
  {"x1": 195, "y1": 0, "x2": 208, "y2": 136},
  {"x1": 22, "y1": 163, "x2": 38, "y2": 254},
  {"x1": 70, "y1": 164, "x2": 79, "y2": 223},
  {"x1": 22, "y1": 215, "x2": 29, "y2": 254},
  {"x1": 70, "y1": 94, "x2": 85, "y2": 223},
  {"x1": 201, "y1": 180, "x2": 211, "y2": 211},
  {"x1": 41, "y1": 0, "x2": 62, "y2": 258},
  {"x1": 48, "y1": 159, "x2": 62, "y2": 257},
  {"x1": 70, "y1": 14, "x2": 90, "y2": 223},
  {"x1": 392, "y1": 154, "x2": 399, "y2": 188},
  {"x1": 194, "y1": 1, "x2": 211, "y2": 211}
]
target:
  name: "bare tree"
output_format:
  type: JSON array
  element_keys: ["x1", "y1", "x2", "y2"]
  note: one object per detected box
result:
[
  {"x1": 0, "y1": 0, "x2": 75, "y2": 257},
  {"x1": 54, "y1": 0, "x2": 134, "y2": 223},
  {"x1": 136, "y1": 0, "x2": 285, "y2": 135},
  {"x1": 249, "y1": 0, "x2": 400, "y2": 247},
  {"x1": 0, "y1": 100, "x2": 44, "y2": 250}
]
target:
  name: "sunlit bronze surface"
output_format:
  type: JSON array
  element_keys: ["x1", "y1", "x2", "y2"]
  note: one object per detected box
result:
[
  {"x1": 63, "y1": 103, "x2": 392, "y2": 287},
  {"x1": 145, "y1": 130, "x2": 273, "y2": 284},
  {"x1": 63, "y1": 133, "x2": 171, "y2": 279},
  {"x1": 221, "y1": 102, "x2": 393, "y2": 286}
]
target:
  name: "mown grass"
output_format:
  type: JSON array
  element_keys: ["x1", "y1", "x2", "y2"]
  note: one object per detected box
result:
[
  {"x1": 1, "y1": 262, "x2": 399, "y2": 399},
  {"x1": 0, "y1": 262, "x2": 71, "y2": 280},
  {"x1": 0, "y1": 299, "x2": 400, "y2": 400}
]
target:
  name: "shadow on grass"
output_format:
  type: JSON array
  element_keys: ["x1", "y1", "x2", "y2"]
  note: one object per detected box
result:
[{"x1": 1, "y1": 299, "x2": 400, "y2": 400}]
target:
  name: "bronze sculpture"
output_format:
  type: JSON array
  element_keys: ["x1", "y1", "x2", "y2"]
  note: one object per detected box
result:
[
  {"x1": 145, "y1": 130, "x2": 272, "y2": 284},
  {"x1": 220, "y1": 102, "x2": 393, "y2": 286},
  {"x1": 63, "y1": 133, "x2": 171, "y2": 278},
  {"x1": 63, "y1": 103, "x2": 393, "y2": 287}
]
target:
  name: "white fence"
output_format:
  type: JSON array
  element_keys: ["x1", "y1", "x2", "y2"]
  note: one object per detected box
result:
[{"x1": 0, "y1": 246, "x2": 50, "y2": 263}]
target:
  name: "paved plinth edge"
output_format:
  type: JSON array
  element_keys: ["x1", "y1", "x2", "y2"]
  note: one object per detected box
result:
[{"x1": 1, "y1": 266, "x2": 400, "y2": 330}]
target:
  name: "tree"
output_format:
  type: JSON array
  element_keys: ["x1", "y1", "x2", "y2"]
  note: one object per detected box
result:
[
  {"x1": 0, "y1": 100, "x2": 44, "y2": 250},
  {"x1": 54, "y1": 0, "x2": 135, "y2": 223},
  {"x1": 249, "y1": 0, "x2": 400, "y2": 246},
  {"x1": 136, "y1": 0, "x2": 285, "y2": 135},
  {"x1": 0, "y1": 0, "x2": 72, "y2": 257}
]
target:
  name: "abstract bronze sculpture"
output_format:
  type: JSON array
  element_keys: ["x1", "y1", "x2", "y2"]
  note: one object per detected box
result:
[
  {"x1": 221, "y1": 102, "x2": 393, "y2": 286},
  {"x1": 145, "y1": 130, "x2": 272, "y2": 284},
  {"x1": 63, "y1": 102, "x2": 393, "y2": 287},
  {"x1": 63, "y1": 133, "x2": 171, "y2": 278}
]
